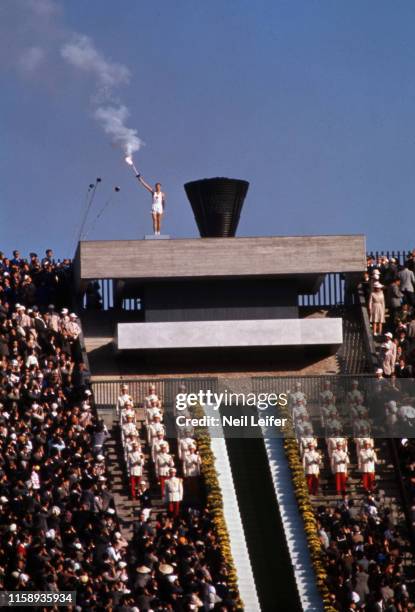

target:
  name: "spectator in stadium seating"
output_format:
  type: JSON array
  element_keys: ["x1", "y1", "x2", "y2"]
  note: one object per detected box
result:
[
  {"x1": 398, "y1": 263, "x2": 415, "y2": 305},
  {"x1": 369, "y1": 281, "x2": 386, "y2": 336}
]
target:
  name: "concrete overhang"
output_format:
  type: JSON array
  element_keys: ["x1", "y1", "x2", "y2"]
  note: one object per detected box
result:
[{"x1": 75, "y1": 234, "x2": 366, "y2": 287}]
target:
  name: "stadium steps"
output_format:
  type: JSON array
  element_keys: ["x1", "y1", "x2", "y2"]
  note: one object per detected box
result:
[
  {"x1": 310, "y1": 439, "x2": 404, "y2": 524},
  {"x1": 204, "y1": 418, "x2": 260, "y2": 612},
  {"x1": 104, "y1": 420, "x2": 164, "y2": 540},
  {"x1": 225, "y1": 435, "x2": 303, "y2": 612},
  {"x1": 262, "y1": 434, "x2": 324, "y2": 612}
]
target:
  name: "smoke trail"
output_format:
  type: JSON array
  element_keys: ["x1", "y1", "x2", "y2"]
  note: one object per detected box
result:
[
  {"x1": 61, "y1": 34, "x2": 129, "y2": 90},
  {"x1": 94, "y1": 105, "x2": 142, "y2": 157},
  {"x1": 61, "y1": 34, "x2": 142, "y2": 156}
]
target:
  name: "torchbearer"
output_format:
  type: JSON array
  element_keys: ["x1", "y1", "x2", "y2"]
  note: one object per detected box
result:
[
  {"x1": 302, "y1": 443, "x2": 322, "y2": 495},
  {"x1": 137, "y1": 173, "x2": 166, "y2": 236},
  {"x1": 125, "y1": 157, "x2": 166, "y2": 235},
  {"x1": 331, "y1": 442, "x2": 350, "y2": 495},
  {"x1": 358, "y1": 441, "x2": 378, "y2": 492},
  {"x1": 164, "y1": 467, "x2": 183, "y2": 517}
]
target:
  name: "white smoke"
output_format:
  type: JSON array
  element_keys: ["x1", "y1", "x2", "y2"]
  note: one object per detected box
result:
[
  {"x1": 94, "y1": 106, "x2": 142, "y2": 157},
  {"x1": 61, "y1": 34, "x2": 130, "y2": 90},
  {"x1": 61, "y1": 34, "x2": 142, "y2": 157}
]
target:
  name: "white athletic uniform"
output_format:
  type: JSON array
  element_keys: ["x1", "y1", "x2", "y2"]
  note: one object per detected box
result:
[{"x1": 152, "y1": 191, "x2": 164, "y2": 214}]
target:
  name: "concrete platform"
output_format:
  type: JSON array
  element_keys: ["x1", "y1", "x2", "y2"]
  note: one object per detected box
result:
[{"x1": 74, "y1": 234, "x2": 366, "y2": 284}]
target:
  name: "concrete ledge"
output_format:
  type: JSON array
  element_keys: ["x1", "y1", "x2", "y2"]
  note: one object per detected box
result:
[
  {"x1": 117, "y1": 318, "x2": 343, "y2": 350},
  {"x1": 77, "y1": 235, "x2": 366, "y2": 281}
]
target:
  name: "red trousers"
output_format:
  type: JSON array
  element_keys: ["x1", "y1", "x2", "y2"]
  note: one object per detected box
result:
[
  {"x1": 159, "y1": 476, "x2": 167, "y2": 497},
  {"x1": 335, "y1": 472, "x2": 347, "y2": 494},
  {"x1": 168, "y1": 501, "x2": 180, "y2": 517},
  {"x1": 130, "y1": 475, "x2": 141, "y2": 499},
  {"x1": 306, "y1": 474, "x2": 319, "y2": 495},
  {"x1": 362, "y1": 472, "x2": 375, "y2": 492}
]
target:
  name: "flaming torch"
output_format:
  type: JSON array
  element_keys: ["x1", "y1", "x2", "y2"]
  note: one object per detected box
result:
[{"x1": 125, "y1": 155, "x2": 139, "y2": 176}]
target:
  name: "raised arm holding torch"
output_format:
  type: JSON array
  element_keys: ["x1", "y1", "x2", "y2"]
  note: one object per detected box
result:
[{"x1": 125, "y1": 155, "x2": 166, "y2": 235}]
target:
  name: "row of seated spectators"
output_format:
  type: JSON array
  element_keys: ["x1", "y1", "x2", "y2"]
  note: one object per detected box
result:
[{"x1": 117, "y1": 385, "x2": 238, "y2": 610}]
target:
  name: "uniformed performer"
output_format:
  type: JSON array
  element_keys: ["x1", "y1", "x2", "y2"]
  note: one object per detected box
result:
[
  {"x1": 127, "y1": 442, "x2": 144, "y2": 500},
  {"x1": 358, "y1": 441, "x2": 378, "y2": 492},
  {"x1": 302, "y1": 443, "x2": 322, "y2": 494},
  {"x1": 331, "y1": 442, "x2": 350, "y2": 495},
  {"x1": 164, "y1": 467, "x2": 183, "y2": 517},
  {"x1": 151, "y1": 433, "x2": 170, "y2": 462},
  {"x1": 147, "y1": 414, "x2": 165, "y2": 445},
  {"x1": 155, "y1": 449, "x2": 174, "y2": 496},
  {"x1": 116, "y1": 384, "x2": 133, "y2": 416}
]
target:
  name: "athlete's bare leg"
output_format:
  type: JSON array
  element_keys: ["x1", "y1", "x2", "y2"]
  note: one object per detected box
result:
[{"x1": 152, "y1": 212, "x2": 157, "y2": 234}]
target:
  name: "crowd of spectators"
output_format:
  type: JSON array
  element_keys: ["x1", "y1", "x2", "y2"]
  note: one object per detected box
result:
[
  {"x1": 365, "y1": 251, "x2": 415, "y2": 379},
  {"x1": 317, "y1": 496, "x2": 412, "y2": 611},
  {"x1": 0, "y1": 249, "x2": 140, "y2": 609},
  {"x1": 0, "y1": 249, "x2": 239, "y2": 610}
]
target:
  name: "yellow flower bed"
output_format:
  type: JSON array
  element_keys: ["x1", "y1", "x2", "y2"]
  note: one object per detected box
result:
[
  {"x1": 281, "y1": 408, "x2": 337, "y2": 612},
  {"x1": 191, "y1": 403, "x2": 243, "y2": 610}
]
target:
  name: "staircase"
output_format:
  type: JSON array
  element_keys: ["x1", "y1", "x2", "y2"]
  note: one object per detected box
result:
[
  {"x1": 203, "y1": 404, "x2": 260, "y2": 612},
  {"x1": 225, "y1": 435, "x2": 302, "y2": 612},
  {"x1": 311, "y1": 438, "x2": 405, "y2": 524},
  {"x1": 104, "y1": 417, "x2": 164, "y2": 540},
  {"x1": 262, "y1": 435, "x2": 323, "y2": 612}
]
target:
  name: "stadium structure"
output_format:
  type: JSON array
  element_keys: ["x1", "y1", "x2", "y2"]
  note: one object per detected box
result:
[{"x1": 2, "y1": 178, "x2": 414, "y2": 611}]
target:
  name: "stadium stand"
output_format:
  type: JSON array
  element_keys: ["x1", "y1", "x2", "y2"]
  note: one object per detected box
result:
[{"x1": 0, "y1": 250, "x2": 240, "y2": 610}]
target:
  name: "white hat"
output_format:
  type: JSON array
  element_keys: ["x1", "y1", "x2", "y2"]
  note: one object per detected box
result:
[
  {"x1": 373, "y1": 281, "x2": 383, "y2": 288},
  {"x1": 376, "y1": 368, "x2": 383, "y2": 374},
  {"x1": 107, "y1": 508, "x2": 115, "y2": 515},
  {"x1": 0, "y1": 496, "x2": 8, "y2": 503},
  {"x1": 69, "y1": 313, "x2": 77, "y2": 319},
  {"x1": 52, "y1": 506, "x2": 61, "y2": 516},
  {"x1": 9, "y1": 523, "x2": 17, "y2": 532},
  {"x1": 118, "y1": 561, "x2": 127, "y2": 568},
  {"x1": 385, "y1": 332, "x2": 393, "y2": 338},
  {"x1": 96, "y1": 454, "x2": 105, "y2": 462},
  {"x1": 61, "y1": 308, "x2": 68, "y2": 315},
  {"x1": 85, "y1": 390, "x2": 92, "y2": 396}
]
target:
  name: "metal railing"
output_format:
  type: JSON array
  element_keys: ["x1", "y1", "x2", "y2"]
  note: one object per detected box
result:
[{"x1": 92, "y1": 377, "x2": 218, "y2": 412}]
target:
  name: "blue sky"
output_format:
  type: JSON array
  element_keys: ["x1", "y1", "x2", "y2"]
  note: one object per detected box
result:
[{"x1": 1, "y1": 0, "x2": 415, "y2": 260}]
